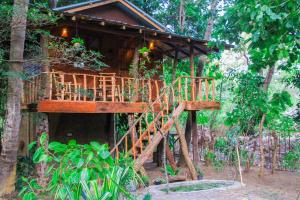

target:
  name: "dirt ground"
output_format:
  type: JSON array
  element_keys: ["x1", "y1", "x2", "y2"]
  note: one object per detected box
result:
[{"x1": 146, "y1": 164, "x2": 300, "y2": 200}]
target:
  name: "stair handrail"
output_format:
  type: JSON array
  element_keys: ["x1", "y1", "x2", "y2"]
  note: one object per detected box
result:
[{"x1": 110, "y1": 77, "x2": 180, "y2": 154}]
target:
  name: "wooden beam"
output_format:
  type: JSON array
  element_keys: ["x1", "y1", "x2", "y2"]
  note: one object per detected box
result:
[
  {"x1": 190, "y1": 45, "x2": 195, "y2": 77},
  {"x1": 174, "y1": 119, "x2": 198, "y2": 180},
  {"x1": 185, "y1": 101, "x2": 220, "y2": 110},
  {"x1": 61, "y1": 20, "x2": 208, "y2": 54},
  {"x1": 38, "y1": 100, "x2": 162, "y2": 113}
]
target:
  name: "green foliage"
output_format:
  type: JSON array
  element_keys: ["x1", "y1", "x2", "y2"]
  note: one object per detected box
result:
[
  {"x1": 19, "y1": 133, "x2": 139, "y2": 200},
  {"x1": 216, "y1": 0, "x2": 300, "y2": 71},
  {"x1": 225, "y1": 72, "x2": 267, "y2": 134},
  {"x1": 143, "y1": 193, "x2": 152, "y2": 200},
  {"x1": 283, "y1": 145, "x2": 300, "y2": 170},
  {"x1": 165, "y1": 164, "x2": 179, "y2": 177},
  {"x1": 214, "y1": 137, "x2": 228, "y2": 154},
  {"x1": 195, "y1": 166, "x2": 204, "y2": 177},
  {"x1": 71, "y1": 37, "x2": 85, "y2": 46},
  {"x1": 48, "y1": 37, "x2": 108, "y2": 70}
]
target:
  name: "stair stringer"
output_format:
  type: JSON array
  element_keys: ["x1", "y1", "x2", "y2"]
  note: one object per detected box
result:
[{"x1": 134, "y1": 102, "x2": 186, "y2": 171}]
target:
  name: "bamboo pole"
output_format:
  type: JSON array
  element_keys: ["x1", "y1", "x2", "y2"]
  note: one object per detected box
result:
[{"x1": 236, "y1": 144, "x2": 244, "y2": 185}]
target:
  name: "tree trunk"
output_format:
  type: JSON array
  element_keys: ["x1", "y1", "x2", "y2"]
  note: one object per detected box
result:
[
  {"x1": 245, "y1": 140, "x2": 256, "y2": 172},
  {"x1": 192, "y1": 111, "x2": 199, "y2": 164},
  {"x1": 174, "y1": 119, "x2": 197, "y2": 180},
  {"x1": 178, "y1": 113, "x2": 192, "y2": 166},
  {"x1": 271, "y1": 131, "x2": 278, "y2": 174},
  {"x1": 0, "y1": 0, "x2": 29, "y2": 196},
  {"x1": 49, "y1": 0, "x2": 57, "y2": 9},
  {"x1": 258, "y1": 66, "x2": 275, "y2": 177},
  {"x1": 258, "y1": 114, "x2": 266, "y2": 177},
  {"x1": 179, "y1": 0, "x2": 185, "y2": 32},
  {"x1": 128, "y1": 45, "x2": 141, "y2": 159},
  {"x1": 204, "y1": 0, "x2": 218, "y2": 41}
]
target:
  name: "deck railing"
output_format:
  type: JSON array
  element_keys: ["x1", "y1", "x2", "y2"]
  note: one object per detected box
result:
[{"x1": 22, "y1": 72, "x2": 217, "y2": 105}]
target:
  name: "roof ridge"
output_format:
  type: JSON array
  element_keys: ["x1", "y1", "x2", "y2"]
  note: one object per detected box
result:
[{"x1": 54, "y1": 0, "x2": 169, "y2": 32}]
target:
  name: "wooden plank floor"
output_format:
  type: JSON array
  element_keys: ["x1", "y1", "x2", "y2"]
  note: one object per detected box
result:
[{"x1": 36, "y1": 100, "x2": 220, "y2": 113}]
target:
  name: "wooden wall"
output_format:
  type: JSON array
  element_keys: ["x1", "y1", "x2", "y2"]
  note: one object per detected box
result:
[
  {"x1": 77, "y1": 3, "x2": 148, "y2": 27},
  {"x1": 48, "y1": 113, "x2": 115, "y2": 146}
]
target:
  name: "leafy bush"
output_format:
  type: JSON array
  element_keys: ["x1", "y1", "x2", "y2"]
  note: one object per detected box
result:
[
  {"x1": 283, "y1": 146, "x2": 300, "y2": 170},
  {"x1": 214, "y1": 137, "x2": 228, "y2": 154},
  {"x1": 19, "y1": 133, "x2": 139, "y2": 200},
  {"x1": 165, "y1": 164, "x2": 179, "y2": 177}
]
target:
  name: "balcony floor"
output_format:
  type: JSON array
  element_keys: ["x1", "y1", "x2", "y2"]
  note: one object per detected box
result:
[{"x1": 34, "y1": 100, "x2": 220, "y2": 113}]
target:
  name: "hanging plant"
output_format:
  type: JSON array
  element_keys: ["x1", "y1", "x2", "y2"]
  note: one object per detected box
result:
[
  {"x1": 138, "y1": 46, "x2": 150, "y2": 58},
  {"x1": 71, "y1": 37, "x2": 85, "y2": 48}
]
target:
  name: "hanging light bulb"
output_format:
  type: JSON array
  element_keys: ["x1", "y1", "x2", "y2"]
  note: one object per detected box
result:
[
  {"x1": 61, "y1": 27, "x2": 68, "y2": 37},
  {"x1": 149, "y1": 41, "x2": 155, "y2": 50}
]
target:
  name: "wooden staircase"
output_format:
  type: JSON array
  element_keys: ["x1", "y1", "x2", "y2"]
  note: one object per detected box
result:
[
  {"x1": 110, "y1": 76, "x2": 219, "y2": 172},
  {"x1": 110, "y1": 78, "x2": 186, "y2": 170}
]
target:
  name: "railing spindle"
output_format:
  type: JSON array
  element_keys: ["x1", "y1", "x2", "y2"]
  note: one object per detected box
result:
[
  {"x1": 178, "y1": 77, "x2": 182, "y2": 101},
  {"x1": 121, "y1": 78, "x2": 125, "y2": 102},
  {"x1": 155, "y1": 80, "x2": 159, "y2": 99},
  {"x1": 103, "y1": 76, "x2": 106, "y2": 102},
  {"x1": 199, "y1": 79, "x2": 202, "y2": 101},
  {"x1": 139, "y1": 120, "x2": 143, "y2": 152},
  {"x1": 185, "y1": 77, "x2": 188, "y2": 101},
  {"x1": 148, "y1": 79, "x2": 152, "y2": 103},
  {"x1": 83, "y1": 74, "x2": 87, "y2": 101},
  {"x1": 93, "y1": 75, "x2": 96, "y2": 101},
  {"x1": 112, "y1": 76, "x2": 115, "y2": 102},
  {"x1": 205, "y1": 79, "x2": 209, "y2": 101},
  {"x1": 212, "y1": 79, "x2": 215, "y2": 101}
]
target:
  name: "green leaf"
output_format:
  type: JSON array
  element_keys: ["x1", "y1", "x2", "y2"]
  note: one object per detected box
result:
[
  {"x1": 90, "y1": 141, "x2": 101, "y2": 152},
  {"x1": 28, "y1": 141, "x2": 36, "y2": 151}
]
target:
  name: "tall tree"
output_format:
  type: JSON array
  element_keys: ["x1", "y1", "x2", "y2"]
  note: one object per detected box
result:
[
  {"x1": 191, "y1": 0, "x2": 219, "y2": 165},
  {"x1": 0, "y1": 0, "x2": 29, "y2": 195},
  {"x1": 217, "y1": 0, "x2": 300, "y2": 175}
]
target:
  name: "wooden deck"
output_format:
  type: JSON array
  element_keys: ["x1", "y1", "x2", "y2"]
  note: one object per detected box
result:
[
  {"x1": 22, "y1": 71, "x2": 220, "y2": 113},
  {"x1": 37, "y1": 100, "x2": 220, "y2": 113}
]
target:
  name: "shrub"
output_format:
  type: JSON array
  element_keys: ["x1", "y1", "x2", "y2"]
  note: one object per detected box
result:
[
  {"x1": 19, "y1": 133, "x2": 140, "y2": 200},
  {"x1": 283, "y1": 145, "x2": 300, "y2": 170}
]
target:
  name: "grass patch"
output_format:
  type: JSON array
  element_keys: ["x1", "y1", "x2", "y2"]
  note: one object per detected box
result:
[{"x1": 161, "y1": 182, "x2": 231, "y2": 192}]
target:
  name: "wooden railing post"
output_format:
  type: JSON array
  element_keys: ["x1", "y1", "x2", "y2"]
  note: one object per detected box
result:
[
  {"x1": 205, "y1": 78, "x2": 209, "y2": 101},
  {"x1": 83, "y1": 74, "x2": 87, "y2": 101},
  {"x1": 121, "y1": 78, "x2": 125, "y2": 102},
  {"x1": 93, "y1": 75, "x2": 96, "y2": 101},
  {"x1": 212, "y1": 79, "x2": 215, "y2": 101},
  {"x1": 112, "y1": 76, "x2": 115, "y2": 102},
  {"x1": 185, "y1": 77, "x2": 188, "y2": 101},
  {"x1": 199, "y1": 78, "x2": 202, "y2": 101},
  {"x1": 49, "y1": 73, "x2": 53, "y2": 100},
  {"x1": 148, "y1": 79, "x2": 152, "y2": 102}
]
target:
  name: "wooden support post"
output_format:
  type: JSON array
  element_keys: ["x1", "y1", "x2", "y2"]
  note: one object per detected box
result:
[
  {"x1": 190, "y1": 45, "x2": 195, "y2": 101},
  {"x1": 174, "y1": 119, "x2": 198, "y2": 180},
  {"x1": 172, "y1": 49, "x2": 178, "y2": 83}
]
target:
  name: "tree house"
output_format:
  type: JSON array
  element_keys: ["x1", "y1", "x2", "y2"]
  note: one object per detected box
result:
[{"x1": 19, "y1": 0, "x2": 220, "y2": 172}]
